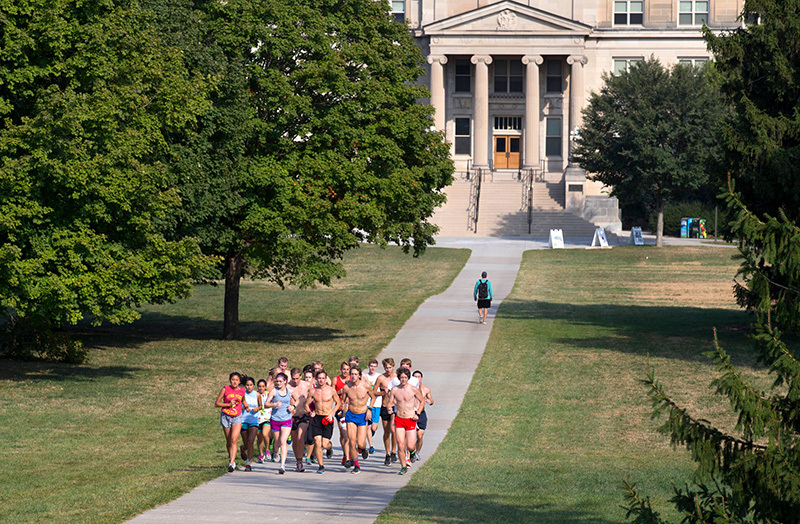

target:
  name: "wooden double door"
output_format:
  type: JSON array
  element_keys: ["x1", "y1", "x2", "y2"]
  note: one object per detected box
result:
[{"x1": 494, "y1": 135, "x2": 521, "y2": 169}]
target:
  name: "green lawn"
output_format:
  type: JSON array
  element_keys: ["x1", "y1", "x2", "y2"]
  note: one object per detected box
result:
[
  {"x1": 0, "y1": 244, "x2": 470, "y2": 524},
  {"x1": 377, "y1": 245, "x2": 760, "y2": 524}
]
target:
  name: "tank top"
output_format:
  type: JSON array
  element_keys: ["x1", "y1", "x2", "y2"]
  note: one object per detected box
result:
[
  {"x1": 242, "y1": 390, "x2": 259, "y2": 425},
  {"x1": 365, "y1": 372, "x2": 382, "y2": 408},
  {"x1": 257, "y1": 392, "x2": 272, "y2": 424},
  {"x1": 335, "y1": 375, "x2": 347, "y2": 393},
  {"x1": 270, "y1": 387, "x2": 292, "y2": 422},
  {"x1": 221, "y1": 385, "x2": 245, "y2": 417}
]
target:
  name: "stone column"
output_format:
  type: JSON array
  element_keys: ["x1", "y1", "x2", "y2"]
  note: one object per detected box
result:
[
  {"x1": 566, "y1": 55, "x2": 588, "y2": 139},
  {"x1": 522, "y1": 55, "x2": 543, "y2": 168},
  {"x1": 427, "y1": 55, "x2": 448, "y2": 131},
  {"x1": 471, "y1": 55, "x2": 492, "y2": 168}
]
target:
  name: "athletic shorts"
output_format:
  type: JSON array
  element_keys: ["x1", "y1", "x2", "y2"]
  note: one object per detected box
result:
[
  {"x1": 371, "y1": 406, "x2": 380, "y2": 422},
  {"x1": 220, "y1": 412, "x2": 243, "y2": 429},
  {"x1": 241, "y1": 422, "x2": 258, "y2": 430},
  {"x1": 477, "y1": 299, "x2": 491, "y2": 309},
  {"x1": 344, "y1": 410, "x2": 368, "y2": 426},
  {"x1": 310, "y1": 414, "x2": 334, "y2": 440},
  {"x1": 395, "y1": 416, "x2": 417, "y2": 432},
  {"x1": 270, "y1": 418, "x2": 292, "y2": 432},
  {"x1": 292, "y1": 414, "x2": 310, "y2": 431},
  {"x1": 380, "y1": 405, "x2": 394, "y2": 422},
  {"x1": 258, "y1": 421, "x2": 269, "y2": 430},
  {"x1": 416, "y1": 410, "x2": 428, "y2": 431}
]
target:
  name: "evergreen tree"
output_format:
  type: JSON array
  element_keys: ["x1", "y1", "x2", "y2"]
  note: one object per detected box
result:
[
  {"x1": 572, "y1": 58, "x2": 724, "y2": 247},
  {"x1": 623, "y1": 2, "x2": 800, "y2": 522}
]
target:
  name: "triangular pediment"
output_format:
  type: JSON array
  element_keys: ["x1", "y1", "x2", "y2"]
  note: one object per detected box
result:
[{"x1": 423, "y1": 1, "x2": 592, "y2": 36}]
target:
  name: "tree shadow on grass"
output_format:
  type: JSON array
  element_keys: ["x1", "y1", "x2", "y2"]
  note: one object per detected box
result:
[
  {"x1": 383, "y1": 489, "x2": 617, "y2": 524},
  {"x1": 65, "y1": 311, "x2": 359, "y2": 349},
  {"x1": 0, "y1": 360, "x2": 142, "y2": 382},
  {"x1": 498, "y1": 298, "x2": 763, "y2": 366}
]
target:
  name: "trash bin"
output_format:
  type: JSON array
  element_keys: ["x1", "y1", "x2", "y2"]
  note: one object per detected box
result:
[{"x1": 687, "y1": 218, "x2": 707, "y2": 238}]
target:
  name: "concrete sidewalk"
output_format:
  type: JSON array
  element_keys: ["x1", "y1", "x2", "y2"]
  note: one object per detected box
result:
[
  {"x1": 126, "y1": 238, "x2": 536, "y2": 524},
  {"x1": 126, "y1": 235, "x2": 721, "y2": 523}
]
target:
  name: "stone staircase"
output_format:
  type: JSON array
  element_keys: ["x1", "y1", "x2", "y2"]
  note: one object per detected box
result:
[{"x1": 432, "y1": 171, "x2": 611, "y2": 239}]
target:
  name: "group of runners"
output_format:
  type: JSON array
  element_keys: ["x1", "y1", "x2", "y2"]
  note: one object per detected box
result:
[{"x1": 214, "y1": 355, "x2": 434, "y2": 476}]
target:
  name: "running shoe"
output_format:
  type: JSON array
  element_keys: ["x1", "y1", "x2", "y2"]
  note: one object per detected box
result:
[
  {"x1": 368, "y1": 446, "x2": 375, "y2": 455},
  {"x1": 344, "y1": 459, "x2": 353, "y2": 469},
  {"x1": 398, "y1": 466, "x2": 408, "y2": 475},
  {"x1": 317, "y1": 466, "x2": 325, "y2": 474},
  {"x1": 326, "y1": 447, "x2": 333, "y2": 459},
  {"x1": 310, "y1": 456, "x2": 317, "y2": 464},
  {"x1": 361, "y1": 447, "x2": 368, "y2": 460},
  {"x1": 271, "y1": 451, "x2": 277, "y2": 462},
  {"x1": 257, "y1": 453, "x2": 264, "y2": 464},
  {"x1": 296, "y1": 461, "x2": 305, "y2": 473},
  {"x1": 352, "y1": 465, "x2": 361, "y2": 474},
  {"x1": 228, "y1": 462, "x2": 235, "y2": 473},
  {"x1": 384, "y1": 454, "x2": 391, "y2": 466},
  {"x1": 245, "y1": 464, "x2": 252, "y2": 472},
  {"x1": 240, "y1": 446, "x2": 246, "y2": 461},
  {"x1": 410, "y1": 451, "x2": 417, "y2": 463},
  {"x1": 287, "y1": 436, "x2": 292, "y2": 444},
  {"x1": 390, "y1": 452, "x2": 398, "y2": 463},
  {"x1": 278, "y1": 466, "x2": 285, "y2": 474},
  {"x1": 415, "y1": 452, "x2": 422, "y2": 461}
]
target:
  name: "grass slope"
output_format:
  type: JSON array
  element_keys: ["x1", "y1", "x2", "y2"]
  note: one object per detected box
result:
[
  {"x1": 378, "y1": 245, "x2": 762, "y2": 524},
  {"x1": 0, "y1": 244, "x2": 470, "y2": 524}
]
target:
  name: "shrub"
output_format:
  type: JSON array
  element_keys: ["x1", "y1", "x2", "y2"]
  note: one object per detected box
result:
[
  {"x1": 648, "y1": 201, "x2": 719, "y2": 236},
  {"x1": 0, "y1": 315, "x2": 87, "y2": 364}
]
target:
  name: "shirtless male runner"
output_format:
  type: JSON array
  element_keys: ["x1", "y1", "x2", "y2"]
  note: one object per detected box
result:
[
  {"x1": 289, "y1": 367, "x2": 313, "y2": 472},
  {"x1": 374, "y1": 357, "x2": 397, "y2": 465},
  {"x1": 364, "y1": 359, "x2": 381, "y2": 454},
  {"x1": 386, "y1": 368, "x2": 424, "y2": 475},
  {"x1": 340, "y1": 367, "x2": 376, "y2": 474},
  {"x1": 305, "y1": 370, "x2": 340, "y2": 474}
]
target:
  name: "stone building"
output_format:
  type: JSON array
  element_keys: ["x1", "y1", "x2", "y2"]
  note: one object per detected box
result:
[{"x1": 406, "y1": 0, "x2": 742, "y2": 237}]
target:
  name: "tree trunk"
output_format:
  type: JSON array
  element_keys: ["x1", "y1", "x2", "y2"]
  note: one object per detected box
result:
[
  {"x1": 223, "y1": 251, "x2": 244, "y2": 340},
  {"x1": 656, "y1": 201, "x2": 665, "y2": 248}
]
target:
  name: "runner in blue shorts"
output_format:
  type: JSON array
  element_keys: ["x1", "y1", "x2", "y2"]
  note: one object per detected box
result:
[{"x1": 340, "y1": 367, "x2": 376, "y2": 474}]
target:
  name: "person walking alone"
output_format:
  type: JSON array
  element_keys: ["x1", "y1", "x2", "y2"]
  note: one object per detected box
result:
[{"x1": 473, "y1": 271, "x2": 493, "y2": 324}]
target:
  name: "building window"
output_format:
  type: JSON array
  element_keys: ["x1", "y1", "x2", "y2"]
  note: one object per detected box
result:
[
  {"x1": 455, "y1": 118, "x2": 471, "y2": 155},
  {"x1": 545, "y1": 118, "x2": 561, "y2": 157},
  {"x1": 678, "y1": 57, "x2": 709, "y2": 68},
  {"x1": 455, "y1": 59, "x2": 471, "y2": 93},
  {"x1": 679, "y1": 1, "x2": 708, "y2": 26},
  {"x1": 493, "y1": 60, "x2": 523, "y2": 93},
  {"x1": 546, "y1": 60, "x2": 562, "y2": 93},
  {"x1": 614, "y1": 1, "x2": 643, "y2": 25},
  {"x1": 391, "y1": 0, "x2": 405, "y2": 24},
  {"x1": 613, "y1": 57, "x2": 643, "y2": 75},
  {"x1": 494, "y1": 117, "x2": 522, "y2": 131}
]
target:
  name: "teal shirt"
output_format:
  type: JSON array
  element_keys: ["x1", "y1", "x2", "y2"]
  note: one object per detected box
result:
[{"x1": 473, "y1": 279, "x2": 493, "y2": 300}]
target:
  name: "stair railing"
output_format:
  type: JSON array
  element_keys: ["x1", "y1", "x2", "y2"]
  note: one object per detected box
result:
[
  {"x1": 466, "y1": 167, "x2": 482, "y2": 233},
  {"x1": 519, "y1": 167, "x2": 536, "y2": 234}
]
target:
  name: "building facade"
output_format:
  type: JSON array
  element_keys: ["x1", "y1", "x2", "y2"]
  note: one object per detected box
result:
[{"x1": 404, "y1": 0, "x2": 742, "y2": 196}]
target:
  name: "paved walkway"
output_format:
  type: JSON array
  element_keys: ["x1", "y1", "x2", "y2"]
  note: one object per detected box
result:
[{"x1": 126, "y1": 235, "x2": 719, "y2": 523}]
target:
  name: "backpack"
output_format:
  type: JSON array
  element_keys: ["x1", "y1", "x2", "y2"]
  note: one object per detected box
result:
[{"x1": 477, "y1": 280, "x2": 489, "y2": 300}]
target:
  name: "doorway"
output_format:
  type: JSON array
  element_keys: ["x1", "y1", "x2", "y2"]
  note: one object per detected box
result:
[{"x1": 494, "y1": 135, "x2": 520, "y2": 169}]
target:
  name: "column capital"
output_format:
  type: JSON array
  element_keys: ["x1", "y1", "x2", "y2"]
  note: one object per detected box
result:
[
  {"x1": 567, "y1": 55, "x2": 588, "y2": 66},
  {"x1": 470, "y1": 55, "x2": 493, "y2": 65},
  {"x1": 427, "y1": 55, "x2": 448, "y2": 65},
  {"x1": 521, "y1": 55, "x2": 543, "y2": 66}
]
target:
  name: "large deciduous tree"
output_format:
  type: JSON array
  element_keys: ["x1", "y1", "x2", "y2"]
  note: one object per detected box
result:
[
  {"x1": 572, "y1": 58, "x2": 724, "y2": 246},
  {"x1": 622, "y1": 2, "x2": 800, "y2": 522},
  {"x1": 0, "y1": 0, "x2": 212, "y2": 359},
  {"x1": 164, "y1": 0, "x2": 453, "y2": 340}
]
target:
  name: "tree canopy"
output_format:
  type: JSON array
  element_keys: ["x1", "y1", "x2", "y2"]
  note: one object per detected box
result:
[
  {"x1": 572, "y1": 57, "x2": 724, "y2": 246},
  {"x1": 0, "y1": 0, "x2": 212, "y2": 354},
  {"x1": 163, "y1": 0, "x2": 454, "y2": 339},
  {"x1": 623, "y1": 2, "x2": 800, "y2": 522}
]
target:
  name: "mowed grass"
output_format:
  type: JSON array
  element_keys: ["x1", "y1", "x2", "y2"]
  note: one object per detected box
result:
[
  {"x1": 377, "y1": 246, "x2": 762, "y2": 524},
  {"x1": 0, "y1": 244, "x2": 470, "y2": 524}
]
